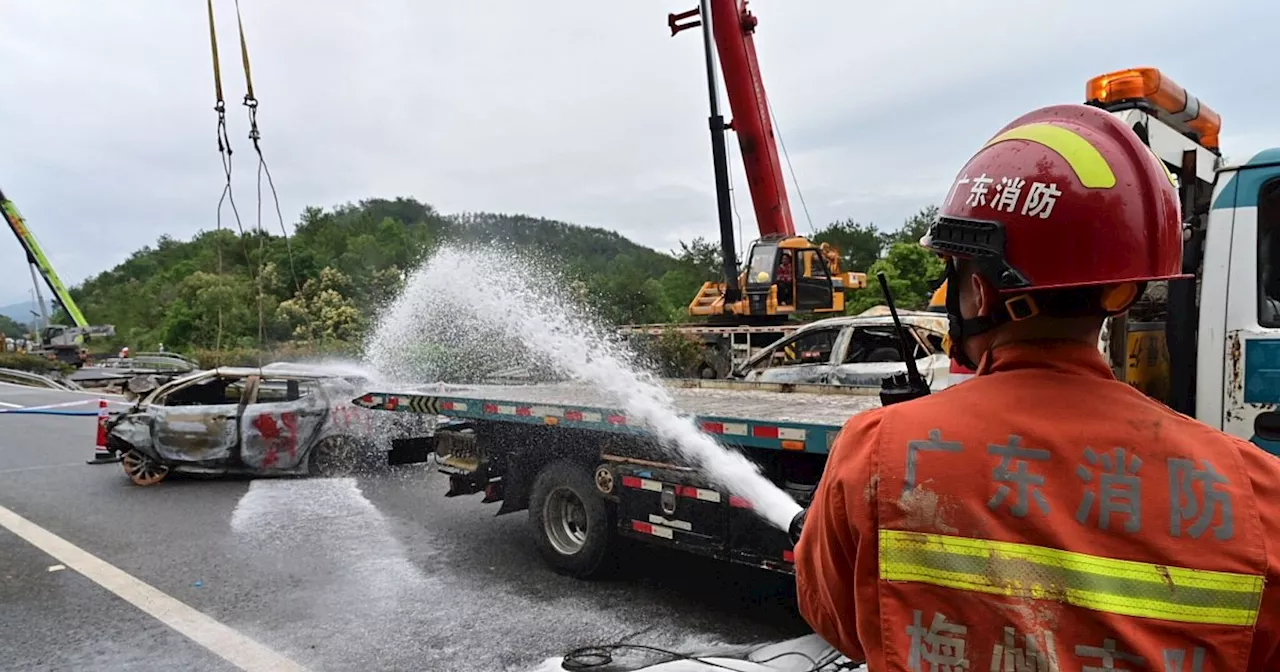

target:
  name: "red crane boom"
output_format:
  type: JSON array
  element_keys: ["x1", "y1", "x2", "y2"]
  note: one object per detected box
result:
[
  {"x1": 706, "y1": 0, "x2": 794, "y2": 239},
  {"x1": 673, "y1": 1, "x2": 863, "y2": 321}
]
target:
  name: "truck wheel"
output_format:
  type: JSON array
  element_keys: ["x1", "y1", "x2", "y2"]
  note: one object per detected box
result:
[{"x1": 528, "y1": 460, "x2": 615, "y2": 578}]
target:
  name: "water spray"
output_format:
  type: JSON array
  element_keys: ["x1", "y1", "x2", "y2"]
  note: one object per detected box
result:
[{"x1": 364, "y1": 245, "x2": 803, "y2": 531}]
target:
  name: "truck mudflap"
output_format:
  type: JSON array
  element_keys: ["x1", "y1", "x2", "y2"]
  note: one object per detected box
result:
[{"x1": 611, "y1": 462, "x2": 795, "y2": 572}]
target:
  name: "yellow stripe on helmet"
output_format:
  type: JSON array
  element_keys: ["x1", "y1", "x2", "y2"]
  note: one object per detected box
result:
[{"x1": 982, "y1": 123, "x2": 1118, "y2": 189}]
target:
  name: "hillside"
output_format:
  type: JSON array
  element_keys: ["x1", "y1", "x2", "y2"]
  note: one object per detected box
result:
[
  {"x1": 0, "y1": 302, "x2": 32, "y2": 324},
  {"x1": 62, "y1": 197, "x2": 942, "y2": 355},
  {"x1": 65, "y1": 198, "x2": 717, "y2": 352}
]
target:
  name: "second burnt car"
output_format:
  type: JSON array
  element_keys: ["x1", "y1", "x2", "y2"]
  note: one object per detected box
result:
[
  {"x1": 105, "y1": 365, "x2": 434, "y2": 485},
  {"x1": 730, "y1": 310, "x2": 955, "y2": 389}
]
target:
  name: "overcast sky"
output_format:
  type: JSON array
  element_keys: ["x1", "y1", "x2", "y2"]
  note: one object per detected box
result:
[{"x1": 1, "y1": 0, "x2": 1274, "y2": 309}]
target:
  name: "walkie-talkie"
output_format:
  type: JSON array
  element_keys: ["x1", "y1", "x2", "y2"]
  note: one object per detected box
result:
[
  {"x1": 790, "y1": 274, "x2": 933, "y2": 546},
  {"x1": 789, "y1": 274, "x2": 934, "y2": 545},
  {"x1": 877, "y1": 272, "x2": 932, "y2": 407}
]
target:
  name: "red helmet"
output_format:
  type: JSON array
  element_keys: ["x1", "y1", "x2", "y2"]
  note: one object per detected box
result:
[{"x1": 922, "y1": 103, "x2": 1185, "y2": 292}]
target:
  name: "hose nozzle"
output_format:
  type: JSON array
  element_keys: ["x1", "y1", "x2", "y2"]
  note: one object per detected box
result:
[{"x1": 788, "y1": 508, "x2": 807, "y2": 546}]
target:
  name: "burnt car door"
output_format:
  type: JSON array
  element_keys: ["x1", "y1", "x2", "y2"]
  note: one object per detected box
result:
[
  {"x1": 737, "y1": 325, "x2": 847, "y2": 384},
  {"x1": 238, "y1": 376, "x2": 330, "y2": 471},
  {"x1": 830, "y1": 324, "x2": 937, "y2": 387},
  {"x1": 146, "y1": 372, "x2": 251, "y2": 464}
]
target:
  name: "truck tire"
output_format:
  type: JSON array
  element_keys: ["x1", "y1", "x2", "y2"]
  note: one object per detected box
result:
[{"x1": 528, "y1": 459, "x2": 615, "y2": 578}]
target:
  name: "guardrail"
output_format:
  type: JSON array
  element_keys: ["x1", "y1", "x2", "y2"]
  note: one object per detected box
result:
[{"x1": 0, "y1": 368, "x2": 84, "y2": 391}]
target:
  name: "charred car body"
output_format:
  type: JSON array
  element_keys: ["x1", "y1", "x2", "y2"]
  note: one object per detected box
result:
[
  {"x1": 731, "y1": 310, "x2": 954, "y2": 389},
  {"x1": 106, "y1": 366, "x2": 433, "y2": 485}
]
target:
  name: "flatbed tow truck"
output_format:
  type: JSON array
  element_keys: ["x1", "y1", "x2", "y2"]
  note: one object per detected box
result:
[
  {"x1": 357, "y1": 379, "x2": 877, "y2": 576},
  {"x1": 357, "y1": 65, "x2": 1280, "y2": 578}
]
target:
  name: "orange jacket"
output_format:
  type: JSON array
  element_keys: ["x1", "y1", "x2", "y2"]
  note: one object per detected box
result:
[{"x1": 795, "y1": 340, "x2": 1280, "y2": 671}]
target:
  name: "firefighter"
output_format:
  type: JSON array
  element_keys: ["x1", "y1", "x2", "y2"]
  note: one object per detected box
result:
[{"x1": 793, "y1": 103, "x2": 1280, "y2": 670}]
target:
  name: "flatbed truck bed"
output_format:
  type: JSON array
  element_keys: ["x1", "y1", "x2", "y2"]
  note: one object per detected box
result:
[
  {"x1": 356, "y1": 380, "x2": 880, "y2": 452},
  {"x1": 354, "y1": 380, "x2": 881, "y2": 576}
]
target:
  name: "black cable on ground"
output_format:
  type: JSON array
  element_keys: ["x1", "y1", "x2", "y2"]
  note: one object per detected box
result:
[{"x1": 559, "y1": 642, "x2": 835, "y2": 672}]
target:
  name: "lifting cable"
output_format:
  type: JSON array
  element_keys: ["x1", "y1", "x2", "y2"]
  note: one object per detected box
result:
[
  {"x1": 233, "y1": 0, "x2": 302, "y2": 300},
  {"x1": 231, "y1": 0, "x2": 267, "y2": 358},
  {"x1": 207, "y1": 0, "x2": 242, "y2": 355},
  {"x1": 207, "y1": 0, "x2": 304, "y2": 361},
  {"x1": 770, "y1": 107, "x2": 814, "y2": 234}
]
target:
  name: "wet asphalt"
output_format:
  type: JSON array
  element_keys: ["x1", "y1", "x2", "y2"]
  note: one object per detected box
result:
[{"x1": 0, "y1": 384, "x2": 807, "y2": 672}]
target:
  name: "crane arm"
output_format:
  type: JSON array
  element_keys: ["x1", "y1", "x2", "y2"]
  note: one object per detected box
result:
[
  {"x1": 0, "y1": 186, "x2": 90, "y2": 328},
  {"x1": 706, "y1": 0, "x2": 794, "y2": 239}
]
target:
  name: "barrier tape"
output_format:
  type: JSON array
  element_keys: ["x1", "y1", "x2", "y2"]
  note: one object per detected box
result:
[
  {"x1": 0, "y1": 400, "x2": 92, "y2": 414},
  {"x1": 2, "y1": 409, "x2": 99, "y2": 417},
  {"x1": 0, "y1": 399, "x2": 132, "y2": 416}
]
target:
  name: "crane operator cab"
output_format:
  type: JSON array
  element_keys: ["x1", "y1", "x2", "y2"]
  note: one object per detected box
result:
[
  {"x1": 744, "y1": 238, "x2": 832, "y2": 314},
  {"x1": 690, "y1": 236, "x2": 868, "y2": 323}
]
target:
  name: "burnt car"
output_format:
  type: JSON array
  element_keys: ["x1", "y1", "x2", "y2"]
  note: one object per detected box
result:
[
  {"x1": 105, "y1": 366, "x2": 432, "y2": 485},
  {"x1": 731, "y1": 310, "x2": 955, "y2": 389}
]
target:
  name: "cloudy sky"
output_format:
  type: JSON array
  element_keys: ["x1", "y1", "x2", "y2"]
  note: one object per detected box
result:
[{"x1": 0, "y1": 0, "x2": 1274, "y2": 309}]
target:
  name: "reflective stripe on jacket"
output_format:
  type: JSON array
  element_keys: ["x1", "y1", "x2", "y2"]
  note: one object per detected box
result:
[{"x1": 795, "y1": 340, "x2": 1280, "y2": 670}]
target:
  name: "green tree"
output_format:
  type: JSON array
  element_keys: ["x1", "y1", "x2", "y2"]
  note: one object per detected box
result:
[
  {"x1": 159, "y1": 271, "x2": 256, "y2": 349},
  {"x1": 277, "y1": 267, "x2": 363, "y2": 344},
  {"x1": 0, "y1": 315, "x2": 25, "y2": 339},
  {"x1": 881, "y1": 205, "x2": 938, "y2": 247},
  {"x1": 674, "y1": 237, "x2": 724, "y2": 280},
  {"x1": 847, "y1": 242, "x2": 945, "y2": 315},
  {"x1": 810, "y1": 219, "x2": 884, "y2": 273}
]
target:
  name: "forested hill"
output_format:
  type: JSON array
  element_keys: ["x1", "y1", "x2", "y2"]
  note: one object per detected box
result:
[{"x1": 63, "y1": 197, "x2": 942, "y2": 354}]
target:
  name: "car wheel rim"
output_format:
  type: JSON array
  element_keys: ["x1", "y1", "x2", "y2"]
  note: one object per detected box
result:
[
  {"x1": 122, "y1": 449, "x2": 169, "y2": 486},
  {"x1": 314, "y1": 440, "x2": 356, "y2": 476},
  {"x1": 544, "y1": 486, "x2": 588, "y2": 556}
]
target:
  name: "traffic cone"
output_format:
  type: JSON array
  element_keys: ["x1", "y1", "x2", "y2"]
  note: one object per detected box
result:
[{"x1": 86, "y1": 399, "x2": 120, "y2": 464}]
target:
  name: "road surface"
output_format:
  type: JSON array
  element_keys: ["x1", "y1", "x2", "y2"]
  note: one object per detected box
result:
[{"x1": 0, "y1": 383, "x2": 808, "y2": 672}]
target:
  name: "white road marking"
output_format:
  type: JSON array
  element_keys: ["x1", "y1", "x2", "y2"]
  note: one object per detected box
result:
[
  {"x1": 47, "y1": 564, "x2": 65, "y2": 572},
  {"x1": 0, "y1": 503, "x2": 307, "y2": 672},
  {"x1": 0, "y1": 401, "x2": 22, "y2": 408},
  {"x1": 0, "y1": 463, "x2": 83, "y2": 476}
]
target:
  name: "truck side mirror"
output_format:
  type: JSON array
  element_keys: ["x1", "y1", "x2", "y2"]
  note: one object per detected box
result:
[{"x1": 1254, "y1": 411, "x2": 1280, "y2": 442}]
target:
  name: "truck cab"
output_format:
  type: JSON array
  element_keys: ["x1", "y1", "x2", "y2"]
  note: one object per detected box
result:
[
  {"x1": 1204, "y1": 149, "x2": 1280, "y2": 452},
  {"x1": 1087, "y1": 68, "x2": 1280, "y2": 455}
]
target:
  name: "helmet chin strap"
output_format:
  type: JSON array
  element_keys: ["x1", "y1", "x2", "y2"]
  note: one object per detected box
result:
[{"x1": 943, "y1": 259, "x2": 1019, "y2": 371}]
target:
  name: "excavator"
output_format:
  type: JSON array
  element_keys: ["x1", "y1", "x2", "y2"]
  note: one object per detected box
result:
[
  {"x1": 1, "y1": 186, "x2": 115, "y2": 366},
  {"x1": 672, "y1": 0, "x2": 866, "y2": 325}
]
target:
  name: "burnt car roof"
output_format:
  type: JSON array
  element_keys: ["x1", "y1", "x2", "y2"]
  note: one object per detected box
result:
[
  {"x1": 209, "y1": 366, "x2": 356, "y2": 380},
  {"x1": 795, "y1": 309, "x2": 948, "y2": 334}
]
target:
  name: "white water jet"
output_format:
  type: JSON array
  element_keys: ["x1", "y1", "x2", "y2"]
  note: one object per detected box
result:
[{"x1": 364, "y1": 246, "x2": 802, "y2": 530}]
